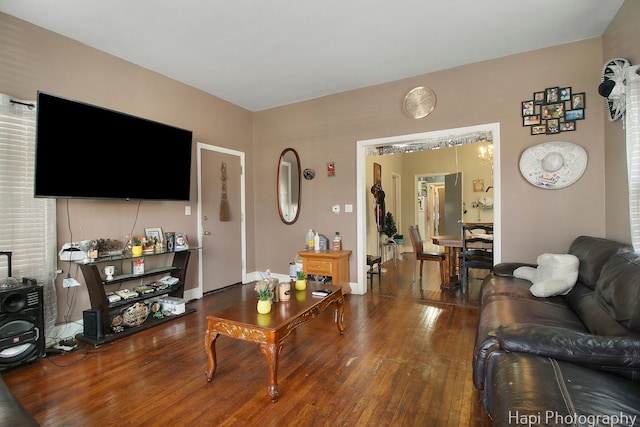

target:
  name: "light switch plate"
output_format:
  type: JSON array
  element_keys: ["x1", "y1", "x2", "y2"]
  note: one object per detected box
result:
[{"x1": 345, "y1": 204, "x2": 353, "y2": 213}]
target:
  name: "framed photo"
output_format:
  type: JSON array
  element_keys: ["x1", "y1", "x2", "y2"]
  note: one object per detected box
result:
[
  {"x1": 559, "y1": 87, "x2": 571, "y2": 101},
  {"x1": 565, "y1": 109, "x2": 584, "y2": 121},
  {"x1": 545, "y1": 87, "x2": 559, "y2": 103},
  {"x1": 523, "y1": 115, "x2": 540, "y2": 126},
  {"x1": 546, "y1": 119, "x2": 560, "y2": 134},
  {"x1": 571, "y1": 92, "x2": 585, "y2": 109},
  {"x1": 373, "y1": 163, "x2": 381, "y2": 185},
  {"x1": 473, "y1": 179, "x2": 484, "y2": 192},
  {"x1": 522, "y1": 100, "x2": 534, "y2": 116},
  {"x1": 533, "y1": 91, "x2": 545, "y2": 105},
  {"x1": 175, "y1": 233, "x2": 189, "y2": 250},
  {"x1": 145, "y1": 227, "x2": 164, "y2": 244},
  {"x1": 561, "y1": 121, "x2": 576, "y2": 132},
  {"x1": 531, "y1": 124, "x2": 546, "y2": 135},
  {"x1": 541, "y1": 103, "x2": 564, "y2": 119}
]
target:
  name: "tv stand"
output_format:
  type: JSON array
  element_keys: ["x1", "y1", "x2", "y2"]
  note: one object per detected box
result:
[{"x1": 75, "y1": 249, "x2": 197, "y2": 346}]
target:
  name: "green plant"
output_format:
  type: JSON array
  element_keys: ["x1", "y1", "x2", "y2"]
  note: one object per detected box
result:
[
  {"x1": 383, "y1": 212, "x2": 398, "y2": 238},
  {"x1": 132, "y1": 236, "x2": 142, "y2": 246},
  {"x1": 254, "y1": 281, "x2": 271, "y2": 301}
]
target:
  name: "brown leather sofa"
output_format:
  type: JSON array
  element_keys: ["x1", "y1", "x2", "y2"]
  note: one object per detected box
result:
[
  {"x1": 0, "y1": 375, "x2": 38, "y2": 426},
  {"x1": 473, "y1": 236, "x2": 640, "y2": 425}
]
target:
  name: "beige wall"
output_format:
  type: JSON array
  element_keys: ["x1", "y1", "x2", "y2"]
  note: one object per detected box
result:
[
  {"x1": 254, "y1": 37, "x2": 607, "y2": 279},
  {"x1": 1, "y1": 1, "x2": 635, "y2": 323},
  {"x1": 0, "y1": 13, "x2": 255, "y2": 323},
  {"x1": 602, "y1": 0, "x2": 640, "y2": 243}
]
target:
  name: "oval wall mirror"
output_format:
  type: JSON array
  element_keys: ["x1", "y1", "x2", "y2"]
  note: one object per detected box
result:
[{"x1": 277, "y1": 148, "x2": 301, "y2": 224}]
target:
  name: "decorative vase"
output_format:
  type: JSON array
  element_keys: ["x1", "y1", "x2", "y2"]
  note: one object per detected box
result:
[
  {"x1": 295, "y1": 279, "x2": 306, "y2": 291},
  {"x1": 131, "y1": 245, "x2": 143, "y2": 257},
  {"x1": 257, "y1": 299, "x2": 272, "y2": 314}
]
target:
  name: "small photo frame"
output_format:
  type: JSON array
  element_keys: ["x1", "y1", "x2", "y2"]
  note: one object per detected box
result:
[
  {"x1": 541, "y1": 103, "x2": 564, "y2": 119},
  {"x1": 523, "y1": 115, "x2": 540, "y2": 126},
  {"x1": 175, "y1": 233, "x2": 189, "y2": 250},
  {"x1": 571, "y1": 93, "x2": 585, "y2": 109},
  {"x1": 565, "y1": 109, "x2": 584, "y2": 121},
  {"x1": 546, "y1": 119, "x2": 560, "y2": 134},
  {"x1": 373, "y1": 163, "x2": 381, "y2": 185},
  {"x1": 145, "y1": 227, "x2": 164, "y2": 244},
  {"x1": 473, "y1": 179, "x2": 484, "y2": 192},
  {"x1": 533, "y1": 91, "x2": 545, "y2": 105},
  {"x1": 522, "y1": 100, "x2": 534, "y2": 116},
  {"x1": 561, "y1": 121, "x2": 576, "y2": 132},
  {"x1": 559, "y1": 87, "x2": 571, "y2": 101},
  {"x1": 545, "y1": 87, "x2": 559, "y2": 103},
  {"x1": 531, "y1": 124, "x2": 546, "y2": 135}
]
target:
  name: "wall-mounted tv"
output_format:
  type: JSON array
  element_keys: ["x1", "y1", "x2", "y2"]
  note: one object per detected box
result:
[{"x1": 35, "y1": 92, "x2": 193, "y2": 201}]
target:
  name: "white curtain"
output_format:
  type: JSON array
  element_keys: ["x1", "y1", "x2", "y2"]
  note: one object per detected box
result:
[
  {"x1": 626, "y1": 66, "x2": 640, "y2": 251},
  {"x1": 0, "y1": 93, "x2": 58, "y2": 339}
]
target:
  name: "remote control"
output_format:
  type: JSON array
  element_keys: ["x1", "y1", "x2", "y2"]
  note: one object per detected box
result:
[{"x1": 312, "y1": 289, "x2": 332, "y2": 297}]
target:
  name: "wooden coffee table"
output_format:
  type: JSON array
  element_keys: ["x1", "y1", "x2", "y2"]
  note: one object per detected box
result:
[{"x1": 204, "y1": 284, "x2": 345, "y2": 402}]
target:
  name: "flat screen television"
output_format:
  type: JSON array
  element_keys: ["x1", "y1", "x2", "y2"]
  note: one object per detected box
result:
[{"x1": 35, "y1": 92, "x2": 193, "y2": 201}]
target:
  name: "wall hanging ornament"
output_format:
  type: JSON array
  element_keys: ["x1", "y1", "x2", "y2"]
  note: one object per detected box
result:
[
  {"x1": 598, "y1": 58, "x2": 630, "y2": 122},
  {"x1": 519, "y1": 141, "x2": 587, "y2": 189},
  {"x1": 219, "y1": 162, "x2": 231, "y2": 221}
]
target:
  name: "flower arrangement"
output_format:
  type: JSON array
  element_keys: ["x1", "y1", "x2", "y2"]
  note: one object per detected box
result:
[{"x1": 132, "y1": 236, "x2": 143, "y2": 246}]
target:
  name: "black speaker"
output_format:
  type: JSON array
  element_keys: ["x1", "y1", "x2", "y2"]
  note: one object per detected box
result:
[
  {"x1": 0, "y1": 284, "x2": 45, "y2": 371},
  {"x1": 82, "y1": 309, "x2": 102, "y2": 339}
]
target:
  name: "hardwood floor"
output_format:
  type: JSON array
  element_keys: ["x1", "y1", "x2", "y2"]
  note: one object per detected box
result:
[{"x1": 3, "y1": 256, "x2": 492, "y2": 426}]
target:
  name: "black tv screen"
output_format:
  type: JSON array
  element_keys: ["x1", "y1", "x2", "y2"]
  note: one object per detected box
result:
[{"x1": 35, "y1": 92, "x2": 193, "y2": 201}]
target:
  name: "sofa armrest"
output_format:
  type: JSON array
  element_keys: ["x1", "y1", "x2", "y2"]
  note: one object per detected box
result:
[
  {"x1": 492, "y1": 262, "x2": 536, "y2": 277},
  {"x1": 494, "y1": 323, "x2": 640, "y2": 368}
]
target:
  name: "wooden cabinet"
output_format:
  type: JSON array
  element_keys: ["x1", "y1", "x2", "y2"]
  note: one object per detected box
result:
[
  {"x1": 75, "y1": 249, "x2": 196, "y2": 346},
  {"x1": 297, "y1": 250, "x2": 352, "y2": 292}
]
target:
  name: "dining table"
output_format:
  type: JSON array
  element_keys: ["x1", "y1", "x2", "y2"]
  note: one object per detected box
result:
[
  {"x1": 431, "y1": 232, "x2": 494, "y2": 289},
  {"x1": 431, "y1": 235, "x2": 464, "y2": 289}
]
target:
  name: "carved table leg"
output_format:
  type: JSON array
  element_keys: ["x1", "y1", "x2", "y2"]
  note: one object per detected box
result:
[
  {"x1": 335, "y1": 296, "x2": 345, "y2": 335},
  {"x1": 205, "y1": 328, "x2": 219, "y2": 381},
  {"x1": 260, "y1": 341, "x2": 283, "y2": 402}
]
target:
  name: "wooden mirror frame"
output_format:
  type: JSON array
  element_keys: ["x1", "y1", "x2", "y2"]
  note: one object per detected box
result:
[{"x1": 277, "y1": 148, "x2": 301, "y2": 224}]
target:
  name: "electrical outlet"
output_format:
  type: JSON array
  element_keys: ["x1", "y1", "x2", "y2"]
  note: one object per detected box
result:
[{"x1": 63, "y1": 277, "x2": 81, "y2": 288}]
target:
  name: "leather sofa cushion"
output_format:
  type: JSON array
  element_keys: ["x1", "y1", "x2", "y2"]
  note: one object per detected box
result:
[
  {"x1": 487, "y1": 353, "x2": 640, "y2": 426},
  {"x1": 566, "y1": 283, "x2": 636, "y2": 336},
  {"x1": 596, "y1": 252, "x2": 640, "y2": 334},
  {"x1": 568, "y1": 236, "x2": 633, "y2": 290}
]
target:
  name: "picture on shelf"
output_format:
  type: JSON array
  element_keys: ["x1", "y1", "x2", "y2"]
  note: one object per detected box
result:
[
  {"x1": 175, "y1": 233, "x2": 189, "y2": 250},
  {"x1": 132, "y1": 258, "x2": 145, "y2": 275},
  {"x1": 145, "y1": 227, "x2": 164, "y2": 244}
]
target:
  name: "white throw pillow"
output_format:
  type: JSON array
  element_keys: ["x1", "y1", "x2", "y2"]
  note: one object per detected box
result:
[{"x1": 514, "y1": 253, "x2": 579, "y2": 297}]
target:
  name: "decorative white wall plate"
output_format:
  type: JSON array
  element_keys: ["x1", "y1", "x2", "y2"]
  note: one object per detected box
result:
[{"x1": 519, "y1": 141, "x2": 587, "y2": 189}]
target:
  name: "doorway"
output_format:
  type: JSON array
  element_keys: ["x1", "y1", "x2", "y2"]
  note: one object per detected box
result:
[
  {"x1": 194, "y1": 143, "x2": 246, "y2": 299},
  {"x1": 355, "y1": 123, "x2": 501, "y2": 295}
]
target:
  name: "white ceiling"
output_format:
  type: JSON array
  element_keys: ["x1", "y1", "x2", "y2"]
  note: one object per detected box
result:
[{"x1": 0, "y1": 0, "x2": 625, "y2": 111}]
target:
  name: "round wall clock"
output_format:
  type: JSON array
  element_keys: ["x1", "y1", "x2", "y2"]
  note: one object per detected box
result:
[{"x1": 403, "y1": 86, "x2": 437, "y2": 119}]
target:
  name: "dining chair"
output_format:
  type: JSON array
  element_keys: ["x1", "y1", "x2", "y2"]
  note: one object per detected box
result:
[
  {"x1": 408, "y1": 225, "x2": 446, "y2": 284},
  {"x1": 461, "y1": 223, "x2": 494, "y2": 289}
]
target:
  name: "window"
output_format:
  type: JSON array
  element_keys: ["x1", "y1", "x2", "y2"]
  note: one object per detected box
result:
[{"x1": 0, "y1": 93, "x2": 57, "y2": 338}]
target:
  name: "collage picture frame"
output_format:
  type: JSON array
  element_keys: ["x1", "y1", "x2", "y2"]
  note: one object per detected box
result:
[{"x1": 522, "y1": 86, "x2": 585, "y2": 135}]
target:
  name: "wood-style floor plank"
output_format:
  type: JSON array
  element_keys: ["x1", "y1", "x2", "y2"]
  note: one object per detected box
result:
[{"x1": 2, "y1": 257, "x2": 492, "y2": 426}]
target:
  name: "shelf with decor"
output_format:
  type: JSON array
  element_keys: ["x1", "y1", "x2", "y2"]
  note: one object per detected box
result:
[{"x1": 74, "y1": 248, "x2": 197, "y2": 347}]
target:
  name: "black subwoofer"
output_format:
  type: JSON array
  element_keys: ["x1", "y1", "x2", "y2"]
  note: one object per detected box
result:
[{"x1": 0, "y1": 284, "x2": 45, "y2": 371}]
